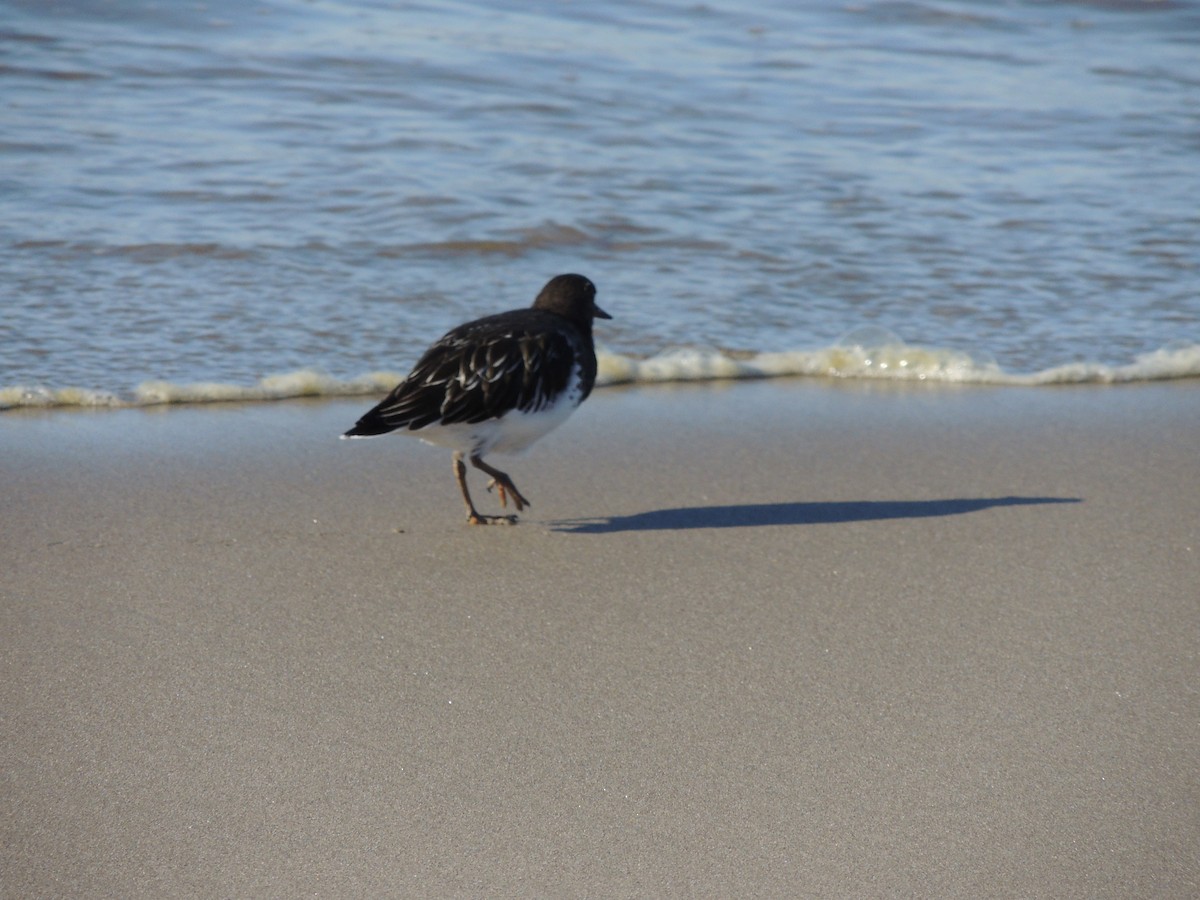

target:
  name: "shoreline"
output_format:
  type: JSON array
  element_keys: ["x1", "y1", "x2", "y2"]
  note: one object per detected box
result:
[
  {"x1": 4, "y1": 379, "x2": 1198, "y2": 896},
  {"x1": 3, "y1": 336, "x2": 1200, "y2": 413}
]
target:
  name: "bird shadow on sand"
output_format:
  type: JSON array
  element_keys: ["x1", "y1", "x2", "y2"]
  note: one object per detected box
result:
[{"x1": 551, "y1": 496, "x2": 1081, "y2": 534}]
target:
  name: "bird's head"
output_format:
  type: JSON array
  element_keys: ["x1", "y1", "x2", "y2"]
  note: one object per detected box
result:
[{"x1": 533, "y1": 273, "x2": 611, "y2": 325}]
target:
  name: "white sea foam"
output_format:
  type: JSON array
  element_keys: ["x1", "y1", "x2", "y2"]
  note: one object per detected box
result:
[
  {"x1": 0, "y1": 385, "x2": 126, "y2": 409},
  {"x1": 596, "y1": 334, "x2": 1200, "y2": 388},
  {"x1": 0, "y1": 371, "x2": 401, "y2": 411},
  {"x1": 132, "y1": 370, "x2": 401, "y2": 406},
  {"x1": 2, "y1": 340, "x2": 1198, "y2": 411}
]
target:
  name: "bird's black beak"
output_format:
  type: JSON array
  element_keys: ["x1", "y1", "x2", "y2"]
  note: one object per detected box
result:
[{"x1": 593, "y1": 303, "x2": 612, "y2": 320}]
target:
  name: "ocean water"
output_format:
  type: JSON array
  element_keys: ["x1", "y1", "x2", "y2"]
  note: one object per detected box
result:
[{"x1": 2, "y1": 0, "x2": 1198, "y2": 410}]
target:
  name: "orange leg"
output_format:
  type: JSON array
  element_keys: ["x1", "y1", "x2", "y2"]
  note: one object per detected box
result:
[{"x1": 453, "y1": 452, "x2": 517, "y2": 525}]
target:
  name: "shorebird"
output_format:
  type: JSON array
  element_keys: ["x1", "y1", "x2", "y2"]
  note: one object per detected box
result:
[{"x1": 342, "y1": 273, "x2": 611, "y2": 524}]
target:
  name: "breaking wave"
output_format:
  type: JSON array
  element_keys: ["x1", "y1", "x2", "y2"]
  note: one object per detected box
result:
[{"x1": 3, "y1": 331, "x2": 1198, "y2": 411}]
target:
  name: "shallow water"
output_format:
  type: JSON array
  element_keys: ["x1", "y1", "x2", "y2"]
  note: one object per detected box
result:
[{"x1": 2, "y1": 0, "x2": 1199, "y2": 408}]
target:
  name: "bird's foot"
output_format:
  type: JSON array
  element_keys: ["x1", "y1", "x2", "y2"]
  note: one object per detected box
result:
[
  {"x1": 485, "y1": 476, "x2": 530, "y2": 512},
  {"x1": 466, "y1": 511, "x2": 519, "y2": 526}
]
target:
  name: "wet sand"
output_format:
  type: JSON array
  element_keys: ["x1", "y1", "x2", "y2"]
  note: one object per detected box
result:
[{"x1": 3, "y1": 379, "x2": 1198, "y2": 897}]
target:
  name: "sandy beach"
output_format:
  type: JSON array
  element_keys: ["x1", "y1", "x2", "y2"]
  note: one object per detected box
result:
[{"x1": 3, "y1": 378, "x2": 1198, "y2": 897}]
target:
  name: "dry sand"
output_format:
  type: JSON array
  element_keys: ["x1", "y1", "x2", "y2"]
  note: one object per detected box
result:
[{"x1": 3, "y1": 379, "x2": 1198, "y2": 897}]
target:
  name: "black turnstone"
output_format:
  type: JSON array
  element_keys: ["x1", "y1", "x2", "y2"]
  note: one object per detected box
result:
[{"x1": 342, "y1": 273, "x2": 611, "y2": 525}]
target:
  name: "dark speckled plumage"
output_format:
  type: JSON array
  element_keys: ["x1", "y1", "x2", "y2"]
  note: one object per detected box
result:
[{"x1": 347, "y1": 307, "x2": 597, "y2": 435}]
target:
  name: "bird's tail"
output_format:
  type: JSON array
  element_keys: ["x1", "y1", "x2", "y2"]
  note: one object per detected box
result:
[{"x1": 341, "y1": 405, "x2": 395, "y2": 439}]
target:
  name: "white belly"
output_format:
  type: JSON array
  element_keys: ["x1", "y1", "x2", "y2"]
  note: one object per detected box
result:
[{"x1": 414, "y1": 363, "x2": 585, "y2": 456}]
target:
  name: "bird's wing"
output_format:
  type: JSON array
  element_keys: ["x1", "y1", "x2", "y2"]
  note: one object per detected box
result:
[{"x1": 368, "y1": 321, "x2": 577, "y2": 432}]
